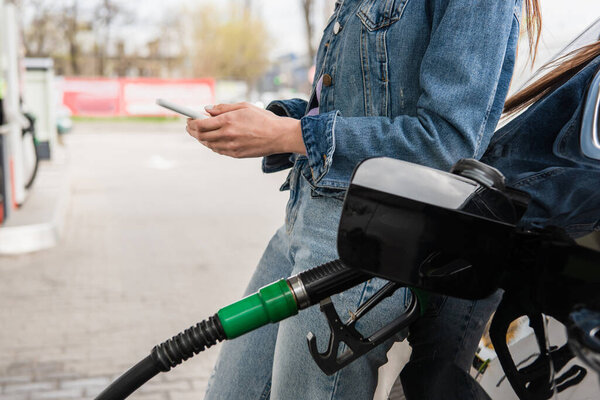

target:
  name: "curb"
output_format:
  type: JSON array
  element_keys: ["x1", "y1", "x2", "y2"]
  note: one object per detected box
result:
[{"x1": 0, "y1": 147, "x2": 70, "y2": 255}]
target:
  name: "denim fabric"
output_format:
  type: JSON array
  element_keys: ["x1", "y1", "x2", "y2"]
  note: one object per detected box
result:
[
  {"x1": 204, "y1": 163, "x2": 501, "y2": 399},
  {"x1": 208, "y1": 1, "x2": 525, "y2": 398},
  {"x1": 482, "y1": 56, "x2": 600, "y2": 238},
  {"x1": 264, "y1": 0, "x2": 522, "y2": 192},
  {"x1": 205, "y1": 162, "x2": 412, "y2": 400}
]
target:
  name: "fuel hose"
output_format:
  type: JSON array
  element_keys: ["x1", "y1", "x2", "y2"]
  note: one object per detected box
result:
[{"x1": 96, "y1": 260, "x2": 370, "y2": 400}]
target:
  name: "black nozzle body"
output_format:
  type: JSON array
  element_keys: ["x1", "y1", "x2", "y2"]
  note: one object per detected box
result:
[{"x1": 298, "y1": 259, "x2": 371, "y2": 304}]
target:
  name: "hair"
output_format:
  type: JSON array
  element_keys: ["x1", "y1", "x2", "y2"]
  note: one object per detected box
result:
[
  {"x1": 503, "y1": 1, "x2": 600, "y2": 115},
  {"x1": 504, "y1": 41, "x2": 600, "y2": 115},
  {"x1": 524, "y1": 0, "x2": 543, "y2": 64}
]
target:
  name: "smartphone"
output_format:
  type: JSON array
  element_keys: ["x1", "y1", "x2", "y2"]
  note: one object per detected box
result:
[{"x1": 156, "y1": 98, "x2": 208, "y2": 119}]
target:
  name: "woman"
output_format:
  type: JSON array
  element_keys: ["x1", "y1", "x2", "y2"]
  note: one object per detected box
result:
[{"x1": 187, "y1": 1, "x2": 539, "y2": 398}]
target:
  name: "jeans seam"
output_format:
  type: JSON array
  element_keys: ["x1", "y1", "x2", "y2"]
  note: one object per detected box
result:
[
  {"x1": 259, "y1": 379, "x2": 272, "y2": 400},
  {"x1": 328, "y1": 279, "x2": 374, "y2": 400},
  {"x1": 329, "y1": 366, "x2": 343, "y2": 400},
  {"x1": 285, "y1": 169, "x2": 302, "y2": 234},
  {"x1": 455, "y1": 299, "x2": 476, "y2": 368}
]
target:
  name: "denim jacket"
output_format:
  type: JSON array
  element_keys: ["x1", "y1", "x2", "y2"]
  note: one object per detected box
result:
[
  {"x1": 482, "y1": 56, "x2": 600, "y2": 238},
  {"x1": 264, "y1": 0, "x2": 522, "y2": 195}
]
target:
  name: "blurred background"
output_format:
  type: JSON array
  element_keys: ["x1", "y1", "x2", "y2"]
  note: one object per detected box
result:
[{"x1": 0, "y1": 1, "x2": 598, "y2": 399}]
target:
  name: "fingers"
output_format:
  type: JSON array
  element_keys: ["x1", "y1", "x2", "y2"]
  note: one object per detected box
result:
[
  {"x1": 187, "y1": 128, "x2": 243, "y2": 157},
  {"x1": 205, "y1": 102, "x2": 253, "y2": 116},
  {"x1": 190, "y1": 127, "x2": 225, "y2": 144},
  {"x1": 187, "y1": 114, "x2": 224, "y2": 133},
  {"x1": 185, "y1": 122, "x2": 248, "y2": 158},
  {"x1": 186, "y1": 116, "x2": 230, "y2": 145}
]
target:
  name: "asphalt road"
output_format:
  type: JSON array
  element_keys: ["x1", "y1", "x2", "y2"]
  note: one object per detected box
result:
[{"x1": 0, "y1": 120, "x2": 289, "y2": 399}]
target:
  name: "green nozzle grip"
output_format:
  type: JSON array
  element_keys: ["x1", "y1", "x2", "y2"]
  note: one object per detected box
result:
[
  {"x1": 217, "y1": 279, "x2": 298, "y2": 339},
  {"x1": 410, "y1": 287, "x2": 430, "y2": 315}
]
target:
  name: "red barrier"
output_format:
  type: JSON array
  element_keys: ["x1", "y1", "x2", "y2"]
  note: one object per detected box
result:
[{"x1": 61, "y1": 77, "x2": 216, "y2": 117}]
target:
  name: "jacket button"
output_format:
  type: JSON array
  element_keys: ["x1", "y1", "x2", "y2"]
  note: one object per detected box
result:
[
  {"x1": 322, "y1": 74, "x2": 333, "y2": 86},
  {"x1": 333, "y1": 21, "x2": 341, "y2": 34}
]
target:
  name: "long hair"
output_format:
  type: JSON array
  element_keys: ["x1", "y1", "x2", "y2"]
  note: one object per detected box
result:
[
  {"x1": 524, "y1": 0, "x2": 543, "y2": 64},
  {"x1": 504, "y1": 41, "x2": 600, "y2": 115}
]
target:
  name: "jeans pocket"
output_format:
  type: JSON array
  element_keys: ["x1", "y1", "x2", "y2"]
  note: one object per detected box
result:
[{"x1": 553, "y1": 105, "x2": 600, "y2": 169}]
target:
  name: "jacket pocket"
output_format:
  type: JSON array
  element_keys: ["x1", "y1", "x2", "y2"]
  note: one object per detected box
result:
[
  {"x1": 299, "y1": 165, "x2": 346, "y2": 201},
  {"x1": 356, "y1": 0, "x2": 410, "y2": 116},
  {"x1": 510, "y1": 167, "x2": 566, "y2": 189},
  {"x1": 553, "y1": 102, "x2": 600, "y2": 169},
  {"x1": 510, "y1": 167, "x2": 599, "y2": 238},
  {"x1": 357, "y1": 0, "x2": 410, "y2": 31}
]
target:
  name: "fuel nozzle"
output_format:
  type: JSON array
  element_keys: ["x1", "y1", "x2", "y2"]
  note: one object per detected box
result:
[{"x1": 96, "y1": 259, "x2": 369, "y2": 400}]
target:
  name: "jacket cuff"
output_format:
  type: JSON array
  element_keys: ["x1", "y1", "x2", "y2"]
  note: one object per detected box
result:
[
  {"x1": 262, "y1": 98, "x2": 308, "y2": 173},
  {"x1": 266, "y1": 98, "x2": 308, "y2": 120},
  {"x1": 300, "y1": 110, "x2": 339, "y2": 183}
]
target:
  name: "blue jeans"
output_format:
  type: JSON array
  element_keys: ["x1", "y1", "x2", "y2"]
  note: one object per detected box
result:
[{"x1": 205, "y1": 163, "x2": 500, "y2": 399}]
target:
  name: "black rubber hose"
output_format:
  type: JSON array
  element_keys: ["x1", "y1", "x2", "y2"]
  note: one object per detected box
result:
[
  {"x1": 96, "y1": 263, "x2": 367, "y2": 399},
  {"x1": 96, "y1": 314, "x2": 225, "y2": 400},
  {"x1": 299, "y1": 259, "x2": 371, "y2": 304},
  {"x1": 22, "y1": 112, "x2": 39, "y2": 190},
  {"x1": 95, "y1": 355, "x2": 160, "y2": 400}
]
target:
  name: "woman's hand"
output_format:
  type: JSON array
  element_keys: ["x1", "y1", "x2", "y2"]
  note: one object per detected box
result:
[{"x1": 186, "y1": 102, "x2": 306, "y2": 158}]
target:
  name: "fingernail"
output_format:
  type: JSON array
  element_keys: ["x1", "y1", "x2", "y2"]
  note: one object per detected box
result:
[{"x1": 204, "y1": 105, "x2": 214, "y2": 110}]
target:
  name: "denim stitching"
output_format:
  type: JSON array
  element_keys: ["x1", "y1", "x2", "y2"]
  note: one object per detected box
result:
[
  {"x1": 356, "y1": 0, "x2": 375, "y2": 30},
  {"x1": 361, "y1": 23, "x2": 371, "y2": 116},
  {"x1": 313, "y1": 112, "x2": 339, "y2": 184},
  {"x1": 475, "y1": 13, "x2": 519, "y2": 157},
  {"x1": 329, "y1": 364, "x2": 343, "y2": 400},
  {"x1": 259, "y1": 379, "x2": 272, "y2": 400},
  {"x1": 357, "y1": 0, "x2": 408, "y2": 30},
  {"x1": 512, "y1": 168, "x2": 565, "y2": 187},
  {"x1": 285, "y1": 168, "x2": 302, "y2": 234},
  {"x1": 300, "y1": 116, "x2": 322, "y2": 181},
  {"x1": 454, "y1": 299, "x2": 476, "y2": 366},
  {"x1": 384, "y1": 0, "x2": 393, "y2": 20},
  {"x1": 328, "y1": 279, "x2": 375, "y2": 400},
  {"x1": 314, "y1": 3, "x2": 336, "y2": 115},
  {"x1": 381, "y1": 29, "x2": 389, "y2": 117}
]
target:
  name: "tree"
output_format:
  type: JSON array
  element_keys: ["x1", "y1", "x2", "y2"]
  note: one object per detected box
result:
[
  {"x1": 22, "y1": 0, "x2": 64, "y2": 57},
  {"x1": 62, "y1": 1, "x2": 83, "y2": 75},
  {"x1": 300, "y1": 0, "x2": 316, "y2": 63},
  {"x1": 93, "y1": 0, "x2": 132, "y2": 76},
  {"x1": 22, "y1": 0, "x2": 92, "y2": 75},
  {"x1": 189, "y1": 5, "x2": 271, "y2": 91}
]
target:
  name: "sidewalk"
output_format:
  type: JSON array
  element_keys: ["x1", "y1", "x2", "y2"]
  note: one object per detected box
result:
[
  {"x1": 0, "y1": 146, "x2": 70, "y2": 255},
  {"x1": 0, "y1": 121, "x2": 289, "y2": 399}
]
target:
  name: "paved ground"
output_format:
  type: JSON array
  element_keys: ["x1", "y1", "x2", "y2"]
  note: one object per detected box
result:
[
  {"x1": 10, "y1": 121, "x2": 596, "y2": 399},
  {"x1": 0, "y1": 120, "x2": 290, "y2": 399}
]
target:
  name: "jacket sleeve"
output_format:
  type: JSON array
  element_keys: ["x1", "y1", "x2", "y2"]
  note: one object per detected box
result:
[
  {"x1": 300, "y1": 0, "x2": 520, "y2": 188},
  {"x1": 262, "y1": 98, "x2": 308, "y2": 173}
]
